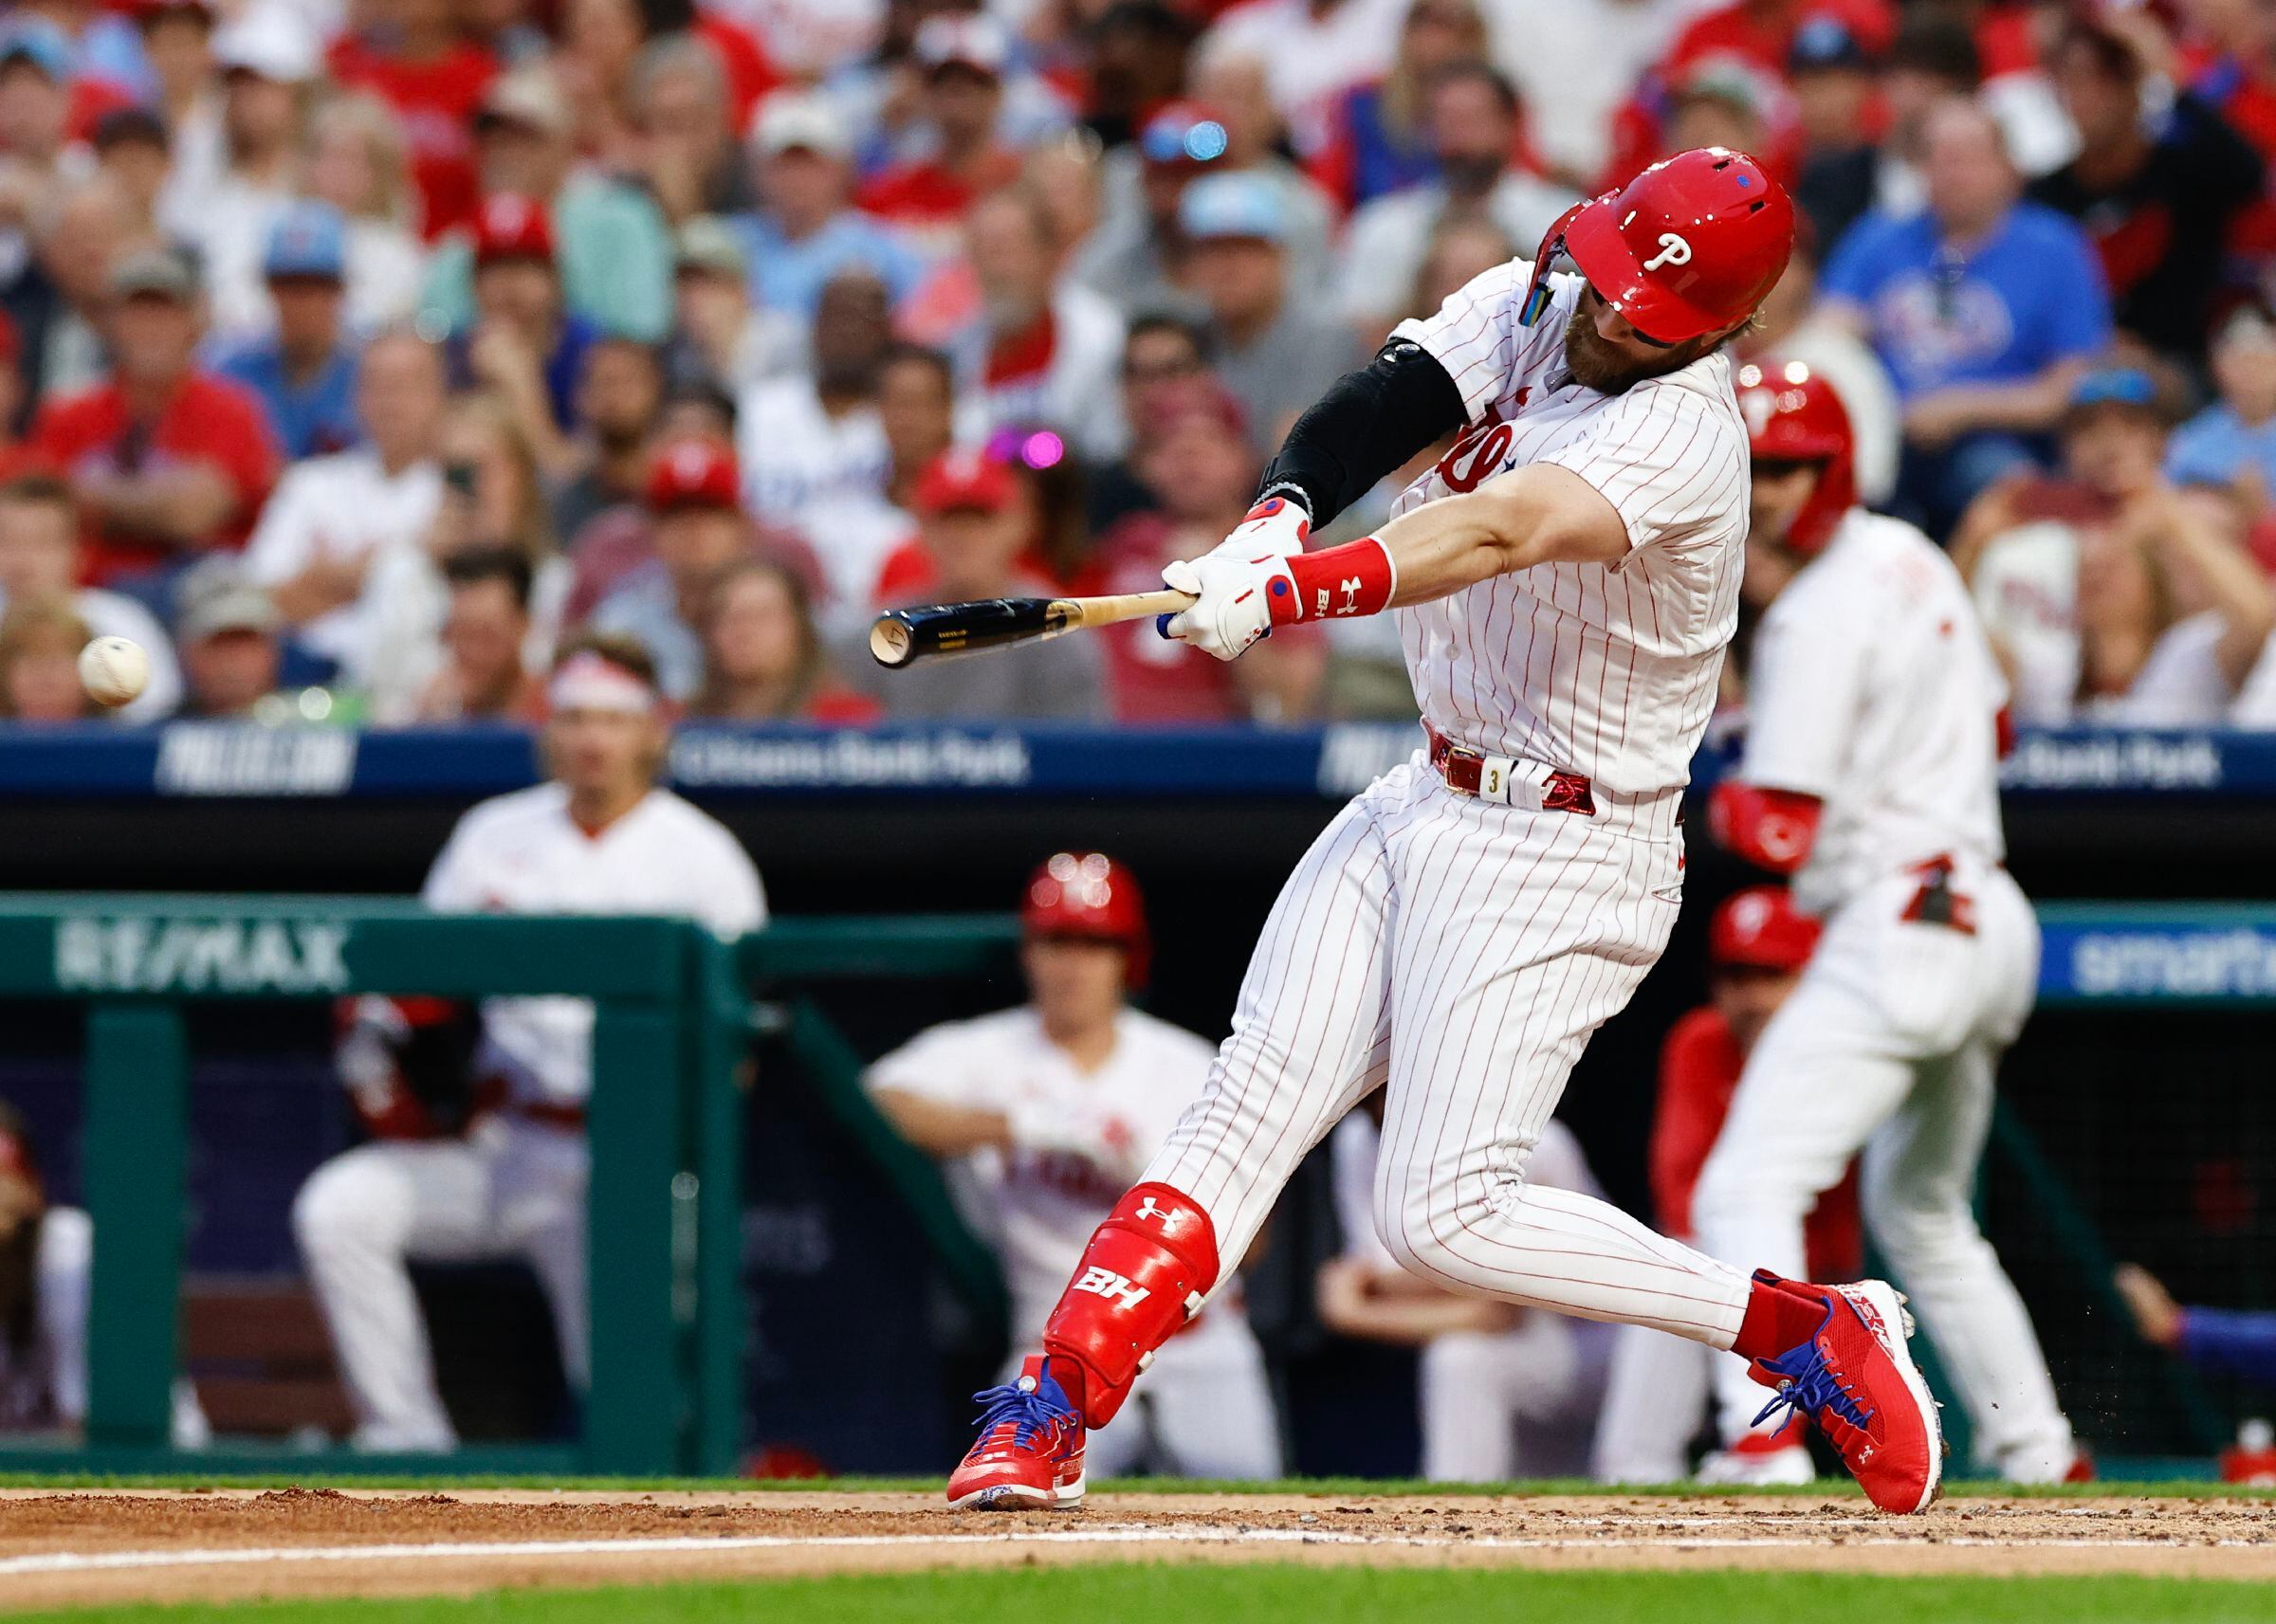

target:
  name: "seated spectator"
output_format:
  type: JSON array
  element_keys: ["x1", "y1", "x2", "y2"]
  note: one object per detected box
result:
[
  {"x1": 738, "y1": 267, "x2": 890, "y2": 525},
  {"x1": 2029, "y1": 17, "x2": 2263, "y2": 367},
  {"x1": 242, "y1": 329, "x2": 446, "y2": 688},
  {"x1": 1083, "y1": 0, "x2": 1197, "y2": 152},
  {"x1": 664, "y1": 216, "x2": 799, "y2": 396},
  {"x1": 788, "y1": 341, "x2": 958, "y2": 630},
  {"x1": 1092, "y1": 383, "x2": 1322, "y2": 724},
  {"x1": 91, "y1": 108, "x2": 172, "y2": 244},
  {"x1": 216, "y1": 202, "x2": 363, "y2": 461},
  {"x1": 551, "y1": 336, "x2": 665, "y2": 544},
  {"x1": 174, "y1": 7, "x2": 320, "y2": 349},
  {"x1": 417, "y1": 64, "x2": 671, "y2": 348},
  {"x1": 29, "y1": 246, "x2": 277, "y2": 605},
  {"x1": 303, "y1": 92, "x2": 429, "y2": 335},
  {"x1": 0, "y1": 1099, "x2": 207, "y2": 1443},
  {"x1": 174, "y1": 557, "x2": 284, "y2": 720},
  {"x1": 1311, "y1": 0, "x2": 1485, "y2": 211},
  {"x1": 1087, "y1": 312, "x2": 1212, "y2": 536},
  {"x1": 410, "y1": 549, "x2": 542, "y2": 724},
  {"x1": 0, "y1": 472, "x2": 179, "y2": 721},
  {"x1": 2166, "y1": 305, "x2": 2276, "y2": 502},
  {"x1": 848, "y1": 447, "x2": 1105, "y2": 721},
  {"x1": 689, "y1": 557, "x2": 878, "y2": 723},
  {"x1": 326, "y1": 0, "x2": 499, "y2": 242},
  {"x1": 1070, "y1": 98, "x2": 1241, "y2": 316},
  {"x1": 1334, "y1": 62, "x2": 1576, "y2": 343},
  {"x1": 1962, "y1": 370, "x2": 2275, "y2": 724},
  {"x1": 1819, "y1": 97, "x2": 2112, "y2": 535},
  {"x1": 734, "y1": 90, "x2": 925, "y2": 324},
  {"x1": 1180, "y1": 173, "x2": 1361, "y2": 447},
  {"x1": 591, "y1": 435, "x2": 755, "y2": 700},
  {"x1": 1794, "y1": 16, "x2": 1976, "y2": 298},
  {"x1": 362, "y1": 391, "x2": 566, "y2": 723},
  {"x1": 855, "y1": 15, "x2": 1023, "y2": 247},
  {"x1": 452, "y1": 192, "x2": 595, "y2": 470},
  {"x1": 1184, "y1": 52, "x2": 1342, "y2": 303},
  {"x1": 138, "y1": 0, "x2": 221, "y2": 220},
  {"x1": 1197, "y1": 0, "x2": 1405, "y2": 159},
  {"x1": 1736, "y1": 236, "x2": 1901, "y2": 508},
  {"x1": 0, "y1": 20, "x2": 95, "y2": 251},
  {"x1": 1786, "y1": 15, "x2": 1876, "y2": 174},
  {"x1": 624, "y1": 32, "x2": 753, "y2": 226},
  {"x1": 6, "y1": 173, "x2": 136, "y2": 411},
  {"x1": 949, "y1": 187, "x2": 1124, "y2": 460},
  {"x1": 0, "y1": 593, "x2": 95, "y2": 723}
]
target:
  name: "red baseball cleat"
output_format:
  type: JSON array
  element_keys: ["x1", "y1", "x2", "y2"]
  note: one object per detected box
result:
[
  {"x1": 1745, "y1": 1272, "x2": 1945, "y2": 1514},
  {"x1": 946, "y1": 1356, "x2": 1087, "y2": 1511}
]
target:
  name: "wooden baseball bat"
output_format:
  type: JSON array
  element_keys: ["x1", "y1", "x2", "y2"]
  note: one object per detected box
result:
[{"x1": 870, "y1": 590, "x2": 1198, "y2": 668}]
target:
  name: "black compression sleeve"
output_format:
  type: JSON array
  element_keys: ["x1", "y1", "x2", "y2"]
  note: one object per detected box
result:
[{"x1": 1257, "y1": 338, "x2": 1469, "y2": 529}]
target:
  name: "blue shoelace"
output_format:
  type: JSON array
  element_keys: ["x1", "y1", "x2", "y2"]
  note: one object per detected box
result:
[
  {"x1": 1752, "y1": 1340, "x2": 1874, "y2": 1437},
  {"x1": 970, "y1": 1378, "x2": 1073, "y2": 1451}
]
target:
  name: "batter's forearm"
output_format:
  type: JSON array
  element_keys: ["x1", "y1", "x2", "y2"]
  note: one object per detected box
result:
[
  {"x1": 1374, "y1": 465, "x2": 1629, "y2": 605},
  {"x1": 1259, "y1": 340, "x2": 1468, "y2": 527}
]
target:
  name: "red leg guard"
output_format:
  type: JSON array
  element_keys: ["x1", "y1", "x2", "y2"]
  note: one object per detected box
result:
[{"x1": 1041, "y1": 1182, "x2": 1220, "y2": 1429}]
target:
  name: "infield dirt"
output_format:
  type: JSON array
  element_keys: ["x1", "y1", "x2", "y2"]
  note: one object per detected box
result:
[{"x1": 0, "y1": 1487, "x2": 2270, "y2": 1611}]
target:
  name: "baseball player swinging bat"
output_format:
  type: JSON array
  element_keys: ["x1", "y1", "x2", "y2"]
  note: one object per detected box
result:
[{"x1": 869, "y1": 590, "x2": 1196, "y2": 667}]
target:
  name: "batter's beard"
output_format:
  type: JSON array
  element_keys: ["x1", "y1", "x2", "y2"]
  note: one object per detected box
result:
[{"x1": 1562, "y1": 309, "x2": 1703, "y2": 394}]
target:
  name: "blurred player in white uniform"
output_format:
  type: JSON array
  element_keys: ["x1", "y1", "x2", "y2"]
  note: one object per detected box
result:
[
  {"x1": 1693, "y1": 363, "x2": 2079, "y2": 1483},
  {"x1": 0, "y1": 1103, "x2": 208, "y2": 1445},
  {"x1": 871, "y1": 854, "x2": 1281, "y2": 1483},
  {"x1": 1322, "y1": 1104, "x2": 1607, "y2": 1482},
  {"x1": 949, "y1": 150, "x2": 1949, "y2": 1518},
  {"x1": 293, "y1": 634, "x2": 767, "y2": 1451}
]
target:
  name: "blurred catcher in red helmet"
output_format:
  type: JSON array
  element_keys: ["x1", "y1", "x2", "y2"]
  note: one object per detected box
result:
[
  {"x1": 1736, "y1": 359, "x2": 1855, "y2": 557},
  {"x1": 1022, "y1": 851, "x2": 1150, "y2": 990}
]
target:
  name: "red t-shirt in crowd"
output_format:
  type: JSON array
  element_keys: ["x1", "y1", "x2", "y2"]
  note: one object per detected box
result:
[
  {"x1": 856, "y1": 149, "x2": 1024, "y2": 231},
  {"x1": 30, "y1": 373, "x2": 280, "y2": 584},
  {"x1": 1660, "y1": 0, "x2": 1895, "y2": 80},
  {"x1": 1653, "y1": 1005, "x2": 1863, "y2": 1283},
  {"x1": 327, "y1": 35, "x2": 499, "y2": 240}
]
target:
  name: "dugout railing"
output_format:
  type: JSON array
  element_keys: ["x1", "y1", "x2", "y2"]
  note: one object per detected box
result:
[{"x1": 0, "y1": 895, "x2": 2266, "y2": 1477}]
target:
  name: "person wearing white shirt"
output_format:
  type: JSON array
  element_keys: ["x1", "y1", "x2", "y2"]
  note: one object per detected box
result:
[
  {"x1": 736, "y1": 269, "x2": 892, "y2": 525},
  {"x1": 1198, "y1": 0, "x2": 1407, "y2": 157},
  {"x1": 292, "y1": 635, "x2": 768, "y2": 1452},
  {"x1": 242, "y1": 330, "x2": 446, "y2": 684},
  {"x1": 1483, "y1": 0, "x2": 1710, "y2": 188}
]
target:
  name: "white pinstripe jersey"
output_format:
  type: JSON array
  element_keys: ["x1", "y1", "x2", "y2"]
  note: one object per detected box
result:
[
  {"x1": 1741, "y1": 509, "x2": 2009, "y2": 914},
  {"x1": 1386, "y1": 263, "x2": 1752, "y2": 797}
]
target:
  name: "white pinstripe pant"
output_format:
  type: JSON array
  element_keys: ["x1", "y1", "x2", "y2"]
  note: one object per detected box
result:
[{"x1": 1147, "y1": 759, "x2": 1753, "y2": 1347}]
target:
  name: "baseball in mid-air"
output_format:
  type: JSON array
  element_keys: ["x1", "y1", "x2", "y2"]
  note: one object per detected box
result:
[{"x1": 79, "y1": 635, "x2": 150, "y2": 709}]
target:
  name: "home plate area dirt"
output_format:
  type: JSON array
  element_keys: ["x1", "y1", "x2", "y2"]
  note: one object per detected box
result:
[{"x1": 0, "y1": 1488, "x2": 2271, "y2": 1610}]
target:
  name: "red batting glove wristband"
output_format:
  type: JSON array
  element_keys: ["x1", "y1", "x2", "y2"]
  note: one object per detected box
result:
[
  {"x1": 1268, "y1": 537, "x2": 1397, "y2": 627},
  {"x1": 1707, "y1": 780, "x2": 1824, "y2": 874}
]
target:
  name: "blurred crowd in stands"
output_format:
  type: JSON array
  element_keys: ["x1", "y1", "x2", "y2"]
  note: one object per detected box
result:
[{"x1": 0, "y1": 0, "x2": 2275, "y2": 728}]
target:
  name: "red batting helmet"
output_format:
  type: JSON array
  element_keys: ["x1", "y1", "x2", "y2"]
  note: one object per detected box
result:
[
  {"x1": 1022, "y1": 851, "x2": 1150, "y2": 987},
  {"x1": 1736, "y1": 359, "x2": 1854, "y2": 556},
  {"x1": 1708, "y1": 885, "x2": 1820, "y2": 974},
  {"x1": 1520, "y1": 147, "x2": 1795, "y2": 344}
]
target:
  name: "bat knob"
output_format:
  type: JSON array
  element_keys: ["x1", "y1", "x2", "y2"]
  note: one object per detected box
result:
[{"x1": 870, "y1": 615, "x2": 913, "y2": 667}]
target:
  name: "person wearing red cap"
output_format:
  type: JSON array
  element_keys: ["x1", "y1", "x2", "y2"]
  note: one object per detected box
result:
[
  {"x1": 587, "y1": 433, "x2": 755, "y2": 700},
  {"x1": 855, "y1": 447, "x2": 1104, "y2": 722},
  {"x1": 1590, "y1": 884, "x2": 1849, "y2": 1485},
  {"x1": 951, "y1": 150, "x2": 1955, "y2": 1523},
  {"x1": 453, "y1": 192, "x2": 599, "y2": 470},
  {"x1": 1692, "y1": 362, "x2": 2083, "y2": 1486},
  {"x1": 871, "y1": 853, "x2": 1282, "y2": 1496}
]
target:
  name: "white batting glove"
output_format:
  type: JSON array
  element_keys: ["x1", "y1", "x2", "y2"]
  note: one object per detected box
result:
[
  {"x1": 1160, "y1": 549, "x2": 1295, "y2": 662},
  {"x1": 1203, "y1": 492, "x2": 1312, "y2": 561}
]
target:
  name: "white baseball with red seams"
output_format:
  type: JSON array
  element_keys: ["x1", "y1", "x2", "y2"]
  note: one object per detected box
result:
[{"x1": 1137, "y1": 261, "x2": 1768, "y2": 1354}]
